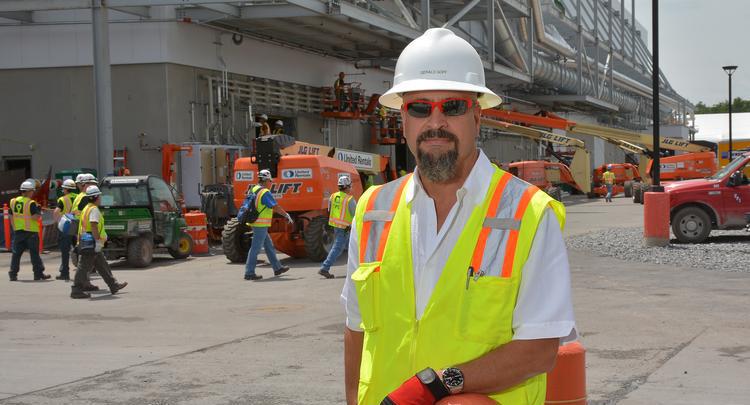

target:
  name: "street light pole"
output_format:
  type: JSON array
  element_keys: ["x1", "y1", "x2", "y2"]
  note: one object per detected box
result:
[{"x1": 723, "y1": 65, "x2": 738, "y2": 163}]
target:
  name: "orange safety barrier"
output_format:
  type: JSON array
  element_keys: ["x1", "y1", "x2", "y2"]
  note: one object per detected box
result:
[
  {"x1": 3, "y1": 204, "x2": 10, "y2": 250},
  {"x1": 38, "y1": 217, "x2": 44, "y2": 252},
  {"x1": 185, "y1": 211, "x2": 209, "y2": 254},
  {"x1": 436, "y1": 394, "x2": 496, "y2": 405},
  {"x1": 546, "y1": 341, "x2": 587, "y2": 405},
  {"x1": 643, "y1": 192, "x2": 670, "y2": 247}
]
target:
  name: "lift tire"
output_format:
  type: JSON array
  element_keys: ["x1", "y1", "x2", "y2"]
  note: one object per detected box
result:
[
  {"x1": 639, "y1": 185, "x2": 648, "y2": 205},
  {"x1": 672, "y1": 206, "x2": 712, "y2": 243},
  {"x1": 222, "y1": 217, "x2": 252, "y2": 263},
  {"x1": 586, "y1": 192, "x2": 598, "y2": 199},
  {"x1": 632, "y1": 183, "x2": 642, "y2": 203},
  {"x1": 624, "y1": 181, "x2": 633, "y2": 198},
  {"x1": 127, "y1": 236, "x2": 153, "y2": 268},
  {"x1": 304, "y1": 215, "x2": 334, "y2": 262},
  {"x1": 168, "y1": 233, "x2": 193, "y2": 259}
]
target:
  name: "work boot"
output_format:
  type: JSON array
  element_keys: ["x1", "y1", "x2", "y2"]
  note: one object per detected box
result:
[
  {"x1": 34, "y1": 273, "x2": 52, "y2": 281},
  {"x1": 110, "y1": 282, "x2": 128, "y2": 295},
  {"x1": 274, "y1": 266, "x2": 290, "y2": 276},
  {"x1": 9, "y1": 273, "x2": 17, "y2": 282},
  {"x1": 318, "y1": 270, "x2": 334, "y2": 279},
  {"x1": 244, "y1": 274, "x2": 263, "y2": 281},
  {"x1": 83, "y1": 285, "x2": 100, "y2": 292},
  {"x1": 56, "y1": 273, "x2": 70, "y2": 281},
  {"x1": 70, "y1": 291, "x2": 91, "y2": 299}
]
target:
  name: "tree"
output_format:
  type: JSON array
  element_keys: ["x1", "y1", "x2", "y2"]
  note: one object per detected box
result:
[{"x1": 694, "y1": 97, "x2": 750, "y2": 114}]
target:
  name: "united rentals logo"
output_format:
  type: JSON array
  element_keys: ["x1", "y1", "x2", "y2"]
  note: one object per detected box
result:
[{"x1": 281, "y1": 169, "x2": 313, "y2": 179}]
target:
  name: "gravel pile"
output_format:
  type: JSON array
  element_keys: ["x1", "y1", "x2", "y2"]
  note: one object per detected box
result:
[{"x1": 566, "y1": 227, "x2": 750, "y2": 272}]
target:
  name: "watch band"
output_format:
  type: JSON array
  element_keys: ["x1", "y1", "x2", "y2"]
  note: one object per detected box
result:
[{"x1": 416, "y1": 368, "x2": 450, "y2": 401}]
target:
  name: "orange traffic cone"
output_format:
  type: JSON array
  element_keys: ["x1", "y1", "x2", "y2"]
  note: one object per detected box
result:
[{"x1": 546, "y1": 341, "x2": 587, "y2": 405}]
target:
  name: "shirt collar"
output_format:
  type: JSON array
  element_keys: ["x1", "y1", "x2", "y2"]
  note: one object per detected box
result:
[{"x1": 405, "y1": 150, "x2": 495, "y2": 206}]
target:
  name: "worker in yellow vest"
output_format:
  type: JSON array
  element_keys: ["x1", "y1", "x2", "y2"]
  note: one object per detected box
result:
[
  {"x1": 258, "y1": 114, "x2": 271, "y2": 136},
  {"x1": 318, "y1": 174, "x2": 357, "y2": 279},
  {"x1": 70, "y1": 186, "x2": 128, "y2": 299},
  {"x1": 602, "y1": 165, "x2": 616, "y2": 202},
  {"x1": 341, "y1": 28, "x2": 576, "y2": 405},
  {"x1": 71, "y1": 173, "x2": 97, "y2": 219},
  {"x1": 53, "y1": 179, "x2": 78, "y2": 280},
  {"x1": 243, "y1": 169, "x2": 293, "y2": 281},
  {"x1": 8, "y1": 181, "x2": 49, "y2": 281},
  {"x1": 272, "y1": 120, "x2": 284, "y2": 134}
]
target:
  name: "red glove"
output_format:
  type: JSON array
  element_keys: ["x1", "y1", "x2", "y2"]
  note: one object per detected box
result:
[{"x1": 381, "y1": 369, "x2": 449, "y2": 405}]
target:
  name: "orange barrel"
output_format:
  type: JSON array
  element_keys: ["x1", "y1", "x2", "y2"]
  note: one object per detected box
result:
[
  {"x1": 546, "y1": 341, "x2": 586, "y2": 405},
  {"x1": 643, "y1": 191, "x2": 670, "y2": 247},
  {"x1": 3, "y1": 204, "x2": 10, "y2": 250},
  {"x1": 185, "y1": 211, "x2": 209, "y2": 254},
  {"x1": 436, "y1": 394, "x2": 496, "y2": 405}
]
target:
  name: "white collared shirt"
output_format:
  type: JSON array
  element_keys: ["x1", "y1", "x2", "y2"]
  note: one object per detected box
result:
[{"x1": 341, "y1": 151, "x2": 577, "y2": 342}]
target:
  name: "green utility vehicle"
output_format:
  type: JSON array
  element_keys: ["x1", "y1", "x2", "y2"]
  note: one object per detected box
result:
[{"x1": 95, "y1": 175, "x2": 193, "y2": 267}]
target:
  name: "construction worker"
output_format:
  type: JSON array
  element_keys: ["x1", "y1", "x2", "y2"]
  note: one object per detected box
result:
[
  {"x1": 8, "y1": 181, "x2": 49, "y2": 281},
  {"x1": 341, "y1": 28, "x2": 575, "y2": 405},
  {"x1": 53, "y1": 179, "x2": 78, "y2": 280},
  {"x1": 244, "y1": 169, "x2": 293, "y2": 281},
  {"x1": 70, "y1": 186, "x2": 128, "y2": 299},
  {"x1": 318, "y1": 174, "x2": 357, "y2": 279},
  {"x1": 334, "y1": 71, "x2": 348, "y2": 111},
  {"x1": 272, "y1": 120, "x2": 284, "y2": 134},
  {"x1": 72, "y1": 173, "x2": 96, "y2": 218},
  {"x1": 603, "y1": 165, "x2": 616, "y2": 202},
  {"x1": 259, "y1": 114, "x2": 271, "y2": 136}
]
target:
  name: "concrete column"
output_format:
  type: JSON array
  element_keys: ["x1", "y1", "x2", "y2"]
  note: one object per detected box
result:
[{"x1": 92, "y1": 1, "x2": 114, "y2": 177}]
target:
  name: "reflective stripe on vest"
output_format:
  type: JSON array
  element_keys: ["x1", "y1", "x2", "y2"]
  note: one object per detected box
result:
[
  {"x1": 72, "y1": 193, "x2": 86, "y2": 218},
  {"x1": 249, "y1": 185, "x2": 273, "y2": 227},
  {"x1": 352, "y1": 168, "x2": 565, "y2": 405},
  {"x1": 328, "y1": 192, "x2": 354, "y2": 228},
  {"x1": 10, "y1": 196, "x2": 39, "y2": 233},
  {"x1": 58, "y1": 193, "x2": 75, "y2": 215},
  {"x1": 78, "y1": 203, "x2": 106, "y2": 241}
]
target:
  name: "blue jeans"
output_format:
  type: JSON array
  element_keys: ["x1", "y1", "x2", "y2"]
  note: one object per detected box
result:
[
  {"x1": 58, "y1": 233, "x2": 73, "y2": 276},
  {"x1": 244, "y1": 226, "x2": 282, "y2": 277},
  {"x1": 9, "y1": 231, "x2": 45, "y2": 277},
  {"x1": 605, "y1": 184, "x2": 614, "y2": 202},
  {"x1": 320, "y1": 227, "x2": 349, "y2": 273}
]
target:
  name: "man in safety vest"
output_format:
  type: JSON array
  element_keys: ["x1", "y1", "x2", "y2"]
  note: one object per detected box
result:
[
  {"x1": 72, "y1": 173, "x2": 97, "y2": 218},
  {"x1": 53, "y1": 179, "x2": 78, "y2": 280},
  {"x1": 8, "y1": 181, "x2": 49, "y2": 281},
  {"x1": 258, "y1": 114, "x2": 271, "y2": 136},
  {"x1": 602, "y1": 165, "x2": 616, "y2": 203},
  {"x1": 70, "y1": 186, "x2": 128, "y2": 299},
  {"x1": 318, "y1": 174, "x2": 357, "y2": 279},
  {"x1": 341, "y1": 28, "x2": 576, "y2": 405},
  {"x1": 243, "y1": 169, "x2": 293, "y2": 281},
  {"x1": 272, "y1": 120, "x2": 284, "y2": 134}
]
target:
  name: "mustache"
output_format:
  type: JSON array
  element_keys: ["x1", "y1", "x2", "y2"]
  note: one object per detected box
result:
[{"x1": 417, "y1": 129, "x2": 458, "y2": 144}]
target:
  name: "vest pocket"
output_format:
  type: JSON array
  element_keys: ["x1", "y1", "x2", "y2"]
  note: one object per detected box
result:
[
  {"x1": 351, "y1": 262, "x2": 382, "y2": 332},
  {"x1": 455, "y1": 276, "x2": 516, "y2": 345}
]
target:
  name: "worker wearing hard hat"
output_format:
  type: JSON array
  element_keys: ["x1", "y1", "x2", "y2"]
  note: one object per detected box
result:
[
  {"x1": 603, "y1": 165, "x2": 616, "y2": 202},
  {"x1": 259, "y1": 114, "x2": 271, "y2": 136},
  {"x1": 341, "y1": 28, "x2": 575, "y2": 405},
  {"x1": 318, "y1": 174, "x2": 357, "y2": 279},
  {"x1": 334, "y1": 71, "x2": 349, "y2": 111},
  {"x1": 8, "y1": 181, "x2": 49, "y2": 281},
  {"x1": 243, "y1": 169, "x2": 293, "y2": 281},
  {"x1": 272, "y1": 120, "x2": 284, "y2": 134},
  {"x1": 70, "y1": 185, "x2": 128, "y2": 299},
  {"x1": 71, "y1": 174, "x2": 97, "y2": 218},
  {"x1": 53, "y1": 179, "x2": 78, "y2": 280}
]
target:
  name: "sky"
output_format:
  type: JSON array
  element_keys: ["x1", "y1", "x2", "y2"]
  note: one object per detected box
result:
[{"x1": 631, "y1": 0, "x2": 750, "y2": 105}]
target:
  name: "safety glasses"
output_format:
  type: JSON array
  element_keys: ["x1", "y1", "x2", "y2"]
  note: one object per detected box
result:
[{"x1": 403, "y1": 98, "x2": 475, "y2": 118}]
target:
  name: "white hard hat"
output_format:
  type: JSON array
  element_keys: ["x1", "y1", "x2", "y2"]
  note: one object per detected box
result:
[
  {"x1": 379, "y1": 28, "x2": 502, "y2": 109},
  {"x1": 84, "y1": 174, "x2": 98, "y2": 184},
  {"x1": 75, "y1": 173, "x2": 87, "y2": 183},
  {"x1": 337, "y1": 174, "x2": 352, "y2": 187},
  {"x1": 20, "y1": 181, "x2": 35, "y2": 191},
  {"x1": 258, "y1": 169, "x2": 272, "y2": 181},
  {"x1": 85, "y1": 185, "x2": 102, "y2": 197},
  {"x1": 260, "y1": 114, "x2": 268, "y2": 120},
  {"x1": 62, "y1": 179, "x2": 77, "y2": 189},
  {"x1": 275, "y1": 120, "x2": 283, "y2": 126}
]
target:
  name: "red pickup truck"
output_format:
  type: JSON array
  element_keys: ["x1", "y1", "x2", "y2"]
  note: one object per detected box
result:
[{"x1": 667, "y1": 152, "x2": 750, "y2": 243}]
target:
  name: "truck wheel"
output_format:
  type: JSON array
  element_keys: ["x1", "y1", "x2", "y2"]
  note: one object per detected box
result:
[
  {"x1": 127, "y1": 236, "x2": 153, "y2": 268},
  {"x1": 304, "y1": 215, "x2": 334, "y2": 262},
  {"x1": 672, "y1": 207, "x2": 712, "y2": 243},
  {"x1": 222, "y1": 218, "x2": 251, "y2": 263},
  {"x1": 168, "y1": 233, "x2": 193, "y2": 259},
  {"x1": 624, "y1": 181, "x2": 633, "y2": 198},
  {"x1": 632, "y1": 183, "x2": 641, "y2": 203},
  {"x1": 639, "y1": 185, "x2": 648, "y2": 205}
]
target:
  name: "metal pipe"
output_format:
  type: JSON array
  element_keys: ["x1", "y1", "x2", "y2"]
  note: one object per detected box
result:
[
  {"x1": 92, "y1": 1, "x2": 114, "y2": 177},
  {"x1": 651, "y1": 0, "x2": 661, "y2": 189}
]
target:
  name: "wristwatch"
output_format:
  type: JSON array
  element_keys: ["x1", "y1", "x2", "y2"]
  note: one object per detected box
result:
[
  {"x1": 416, "y1": 368, "x2": 450, "y2": 401},
  {"x1": 441, "y1": 367, "x2": 465, "y2": 395}
]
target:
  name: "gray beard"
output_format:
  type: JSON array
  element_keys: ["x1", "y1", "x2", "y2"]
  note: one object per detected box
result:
[{"x1": 417, "y1": 148, "x2": 459, "y2": 183}]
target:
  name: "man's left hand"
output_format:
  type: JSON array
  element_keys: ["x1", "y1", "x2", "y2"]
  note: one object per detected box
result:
[{"x1": 381, "y1": 370, "x2": 448, "y2": 405}]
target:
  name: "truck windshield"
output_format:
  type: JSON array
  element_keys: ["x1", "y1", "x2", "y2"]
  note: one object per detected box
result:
[
  {"x1": 100, "y1": 184, "x2": 150, "y2": 207},
  {"x1": 708, "y1": 155, "x2": 748, "y2": 180}
]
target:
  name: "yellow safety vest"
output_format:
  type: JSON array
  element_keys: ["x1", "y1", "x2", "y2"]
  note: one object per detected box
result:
[
  {"x1": 78, "y1": 203, "x2": 107, "y2": 241},
  {"x1": 352, "y1": 169, "x2": 565, "y2": 405},
  {"x1": 603, "y1": 171, "x2": 616, "y2": 185},
  {"x1": 328, "y1": 191, "x2": 354, "y2": 229},
  {"x1": 57, "y1": 193, "x2": 77, "y2": 215},
  {"x1": 9, "y1": 196, "x2": 40, "y2": 233},
  {"x1": 249, "y1": 184, "x2": 273, "y2": 227},
  {"x1": 72, "y1": 192, "x2": 86, "y2": 219}
]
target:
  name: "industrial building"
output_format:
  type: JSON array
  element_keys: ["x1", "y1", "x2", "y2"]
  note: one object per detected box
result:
[{"x1": 0, "y1": 0, "x2": 695, "y2": 193}]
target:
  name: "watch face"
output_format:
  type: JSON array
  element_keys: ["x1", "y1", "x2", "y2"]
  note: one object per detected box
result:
[{"x1": 443, "y1": 367, "x2": 464, "y2": 390}]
